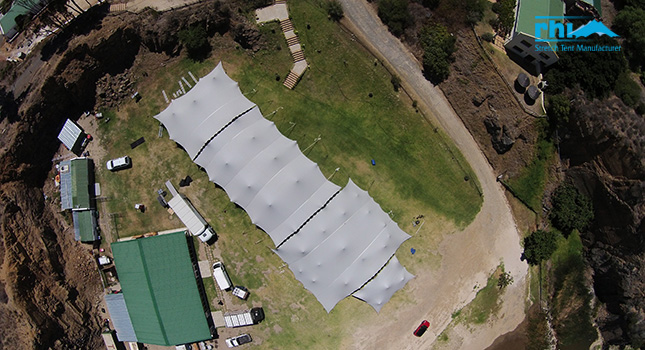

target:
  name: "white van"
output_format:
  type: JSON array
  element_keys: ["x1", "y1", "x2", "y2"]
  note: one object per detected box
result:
[{"x1": 212, "y1": 261, "x2": 232, "y2": 291}]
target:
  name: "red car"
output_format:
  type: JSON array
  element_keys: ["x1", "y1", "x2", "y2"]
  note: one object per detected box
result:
[{"x1": 413, "y1": 320, "x2": 430, "y2": 337}]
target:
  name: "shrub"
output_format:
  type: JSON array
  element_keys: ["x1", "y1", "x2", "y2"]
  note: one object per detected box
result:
[
  {"x1": 420, "y1": 22, "x2": 456, "y2": 83},
  {"x1": 491, "y1": 0, "x2": 516, "y2": 36},
  {"x1": 178, "y1": 25, "x2": 211, "y2": 61},
  {"x1": 378, "y1": 0, "x2": 412, "y2": 37},
  {"x1": 614, "y1": 71, "x2": 642, "y2": 108},
  {"x1": 545, "y1": 35, "x2": 627, "y2": 99},
  {"x1": 546, "y1": 94, "x2": 571, "y2": 130},
  {"x1": 326, "y1": 0, "x2": 344, "y2": 21},
  {"x1": 391, "y1": 75, "x2": 401, "y2": 91},
  {"x1": 465, "y1": 0, "x2": 487, "y2": 25},
  {"x1": 550, "y1": 185, "x2": 594, "y2": 235},
  {"x1": 613, "y1": 6, "x2": 645, "y2": 71},
  {"x1": 481, "y1": 32, "x2": 495, "y2": 42}
]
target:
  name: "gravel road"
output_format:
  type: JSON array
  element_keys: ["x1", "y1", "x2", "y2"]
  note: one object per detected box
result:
[{"x1": 337, "y1": 1, "x2": 529, "y2": 349}]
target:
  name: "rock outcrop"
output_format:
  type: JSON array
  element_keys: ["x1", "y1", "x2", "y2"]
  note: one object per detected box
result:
[
  {"x1": 561, "y1": 92, "x2": 645, "y2": 347},
  {"x1": 0, "y1": 1, "x2": 246, "y2": 348}
]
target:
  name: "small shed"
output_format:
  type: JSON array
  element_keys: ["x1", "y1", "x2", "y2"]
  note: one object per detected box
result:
[
  {"x1": 58, "y1": 119, "x2": 87, "y2": 155},
  {"x1": 526, "y1": 85, "x2": 542, "y2": 101}
]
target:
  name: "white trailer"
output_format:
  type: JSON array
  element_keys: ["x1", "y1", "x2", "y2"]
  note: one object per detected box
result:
[
  {"x1": 223, "y1": 308, "x2": 265, "y2": 328},
  {"x1": 165, "y1": 182, "x2": 215, "y2": 243}
]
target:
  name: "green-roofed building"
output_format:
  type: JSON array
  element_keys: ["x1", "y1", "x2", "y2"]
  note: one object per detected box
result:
[
  {"x1": 505, "y1": 0, "x2": 564, "y2": 75},
  {"x1": 0, "y1": 1, "x2": 43, "y2": 41},
  {"x1": 72, "y1": 210, "x2": 99, "y2": 242},
  {"x1": 71, "y1": 158, "x2": 93, "y2": 210},
  {"x1": 505, "y1": 0, "x2": 604, "y2": 75},
  {"x1": 111, "y1": 231, "x2": 213, "y2": 346},
  {"x1": 58, "y1": 157, "x2": 98, "y2": 242}
]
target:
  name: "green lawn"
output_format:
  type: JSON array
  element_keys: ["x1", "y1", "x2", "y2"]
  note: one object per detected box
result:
[
  {"x1": 458, "y1": 266, "x2": 503, "y2": 325},
  {"x1": 94, "y1": 0, "x2": 483, "y2": 348},
  {"x1": 506, "y1": 127, "x2": 554, "y2": 211},
  {"x1": 549, "y1": 232, "x2": 597, "y2": 349}
]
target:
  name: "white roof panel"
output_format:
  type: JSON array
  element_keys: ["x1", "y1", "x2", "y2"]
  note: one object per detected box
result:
[
  {"x1": 276, "y1": 180, "x2": 411, "y2": 312},
  {"x1": 353, "y1": 256, "x2": 414, "y2": 312},
  {"x1": 155, "y1": 63, "x2": 256, "y2": 159}
]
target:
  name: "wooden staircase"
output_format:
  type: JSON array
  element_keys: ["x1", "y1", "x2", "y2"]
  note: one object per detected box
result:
[
  {"x1": 283, "y1": 71, "x2": 300, "y2": 89},
  {"x1": 280, "y1": 19, "x2": 294, "y2": 32},
  {"x1": 292, "y1": 50, "x2": 305, "y2": 62},
  {"x1": 286, "y1": 36, "x2": 299, "y2": 46}
]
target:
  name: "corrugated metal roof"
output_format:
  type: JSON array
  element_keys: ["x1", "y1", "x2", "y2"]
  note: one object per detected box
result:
[
  {"x1": 58, "y1": 119, "x2": 84, "y2": 153},
  {"x1": 72, "y1": 210, "x2": 98, "y2": 242},
  {"x1": 111, "y1": 232, "x2": 211, "y2": 346},
  {"x1": 516, "y1": 0, "x2": 565, "y2": 36},
  {"x1": 59, "y1": 160, "x2": 73, "y2": 210},
  {"x1": 105, "y1": 293, "x2": 138, "y2": 342},
  {"x1": 71, "y1": 158, "x2": 92, "y2": 210}
]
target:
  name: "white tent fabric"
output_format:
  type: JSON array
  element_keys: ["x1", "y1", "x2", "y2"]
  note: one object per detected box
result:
[
  {"x1": 275, "y1": 180, "x2": 411, "y2": 312},
  {"x1": 193, "y1": 106, "x2": 340, "y2": 246},
  {"x1": 154, "y1": 63, "x2": 412, "y2": 313},
  {"x1": 353, "y1": 256, "x2": 414, "y2": 312},
  {"x1": 155, "y1": 63, "x2": 255, "y2": 159}
]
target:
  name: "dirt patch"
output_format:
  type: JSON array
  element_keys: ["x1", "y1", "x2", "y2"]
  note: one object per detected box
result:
[{"x1": 440, "y1": 28, "x2": 538, "y2": 177}]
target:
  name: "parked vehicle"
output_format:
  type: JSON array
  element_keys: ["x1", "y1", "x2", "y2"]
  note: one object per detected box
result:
[
  {"x1": 413, "y1": 320, "x2": 430, "y2": 337},
  {"x1": 232, "y1": 286, "x2": 249, "y2": 300},
  {"x1": 212, "y1": 261, "x2": 233, "y2": 291},
  {"x1": 223, "y1": 308, "x2": 265, "y2": 328},
  {"x1": 225, "y1": 334, "x2": 252, "y2": 348},
  {"x1": 106, "y1": 156, "x2": 131, "y2": 171},
  {"x1": 167, "y1": 193, "x2": 216, "y2": 243}
]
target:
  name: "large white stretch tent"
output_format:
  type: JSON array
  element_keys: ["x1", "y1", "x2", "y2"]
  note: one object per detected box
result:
[{"x1": 155, "y1": 62, "x2": 413, "y2": 312}]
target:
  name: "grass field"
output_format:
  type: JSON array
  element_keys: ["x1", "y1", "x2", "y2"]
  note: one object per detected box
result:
[
  {"x1": 549, "y1": 232, "x2": 597, "y2": 349},
  {"x1": 93, "y1": 0, "x2": 483, "y2": 348},
  {"x1": 455, "y1": 265, "x2": 504, "y2": 325},
  {"x1": 506, "y1": 126, "x2": 554, "y2": 211}
]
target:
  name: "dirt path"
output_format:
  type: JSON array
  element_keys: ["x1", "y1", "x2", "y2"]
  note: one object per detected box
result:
[{"x1": 337, "y1": 1, "x2": 528, "y2": 349}]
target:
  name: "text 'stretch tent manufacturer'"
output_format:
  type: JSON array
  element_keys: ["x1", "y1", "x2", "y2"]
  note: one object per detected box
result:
[{"x1": 154, "y1": 62, "x2": 413, "y2": 312}]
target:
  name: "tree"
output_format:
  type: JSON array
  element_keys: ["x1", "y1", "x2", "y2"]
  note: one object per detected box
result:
[
  {"x1": 326, "y1": 0, "x2": 343, "y2": 21},
  {"x1": 178, "y1": 24, "x2": 211, "y2": 61},
  {"x1": 613, "y1": 7, "x2": 645, "y2": 71},
  {"x1": 545, "y1": 35, "x2": 627, "y2": 98},
  {"x1": 420, "y1": 22, "x2": 456, "y2": 83},
  {"x1": 491, "y1": 0, "x2": 516, "y2": 36},
  {"x1": 546, "y1": 94, "x2": 571, "y2": 130},
  {"x1": 522, "y1": 230, "x2": 559, "y2": 266},
  {"x1": 378, "y1": 0, "x2": 412, "y2": 37},
  {"x1": 465, "y1": 0, "x2": 487, "y2": 25},
  {"x1": 550, "y1": 185, "x2": 594, "y2": 235}
]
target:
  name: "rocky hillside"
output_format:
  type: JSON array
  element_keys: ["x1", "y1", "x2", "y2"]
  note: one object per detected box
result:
[
  {"x1": 0, "y1": 2, "x2": 260, "y2": 348},
  {"x1": 561, "y1": 92, "x2": 645, "y2": 347}
]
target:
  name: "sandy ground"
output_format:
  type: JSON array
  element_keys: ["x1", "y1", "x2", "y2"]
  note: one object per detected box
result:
[{"x1": 337, "y1": 1, "x2": 529, "y2": 349}]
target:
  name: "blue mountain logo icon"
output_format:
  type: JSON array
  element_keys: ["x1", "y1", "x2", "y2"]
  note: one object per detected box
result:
[{"x1": 569, "y1": 20, "x2": 619, "y2": 38}]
